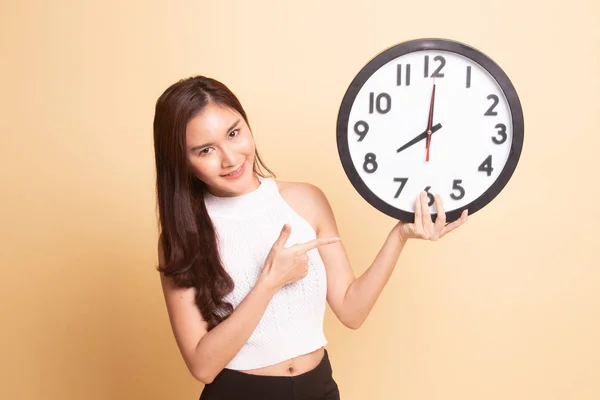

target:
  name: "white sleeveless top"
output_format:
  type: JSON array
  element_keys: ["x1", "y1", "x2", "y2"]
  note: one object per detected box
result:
[{"x1": 203, "y1": 177, "x2": 328, "y2": 370}]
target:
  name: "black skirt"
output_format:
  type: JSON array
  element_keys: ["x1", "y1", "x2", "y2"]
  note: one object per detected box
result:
[{"x1": 199, "y1": 349, "x2": 340, "y2": 400}]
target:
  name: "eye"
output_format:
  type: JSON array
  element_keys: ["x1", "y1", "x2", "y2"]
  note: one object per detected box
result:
[
  {"x1": 229, "y1": 129, "x2": 240, "y2": 138},
  {"x1": 199, "y1": 147, "x2": 213, "y2": 156}
]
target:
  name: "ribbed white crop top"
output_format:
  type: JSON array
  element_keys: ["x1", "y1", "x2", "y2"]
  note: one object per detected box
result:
[{"x1": 203, "y1": 177, "x2": 328, "y2": 370}]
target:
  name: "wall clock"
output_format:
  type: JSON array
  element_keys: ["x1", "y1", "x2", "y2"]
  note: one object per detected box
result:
[{"x1": 336, "y1": 38, "x2": 524, "y2": 223}]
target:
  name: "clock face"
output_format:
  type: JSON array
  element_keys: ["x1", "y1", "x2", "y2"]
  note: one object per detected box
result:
[{"x1": 337, "y1": 39, "x2": 524, "y2": 223}]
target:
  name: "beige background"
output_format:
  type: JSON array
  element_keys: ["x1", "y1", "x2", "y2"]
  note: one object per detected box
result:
[{"x1": 2, "y1": 0, "x2": 599, "y2": 399}]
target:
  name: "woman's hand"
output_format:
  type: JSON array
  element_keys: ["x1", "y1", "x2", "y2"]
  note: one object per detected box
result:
[
  {"x1": 260, "y1": 224, "x2": 341, "y2": 291},
  {"x1": 395, "y1": 191, "x2": 468, "y2": 242}
]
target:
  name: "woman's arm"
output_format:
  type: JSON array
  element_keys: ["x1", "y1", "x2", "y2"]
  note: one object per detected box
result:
[
  {"x1": 325, "y1": 223, "x2": 408, "y2": 329},
  {"x1": 159, "y1": 237, "x2": 278, "y2": 383},
  {"x1": 305, "y1": 186, "x2": 467, "y2": 329}
]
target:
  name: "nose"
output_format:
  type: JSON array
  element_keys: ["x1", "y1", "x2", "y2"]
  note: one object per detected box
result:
[{"x1": 220, "y1": 144, "x2": 237, "y2": 167}]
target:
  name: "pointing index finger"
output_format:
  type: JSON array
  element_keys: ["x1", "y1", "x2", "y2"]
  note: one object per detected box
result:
[{"x1": 294, "y1": 237, "x2": 341, "y2": 253}]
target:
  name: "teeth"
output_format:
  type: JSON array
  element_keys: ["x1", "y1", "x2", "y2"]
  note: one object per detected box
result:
[{"x1": 226, "y1": 166, "x2": 241, "y2": 176}]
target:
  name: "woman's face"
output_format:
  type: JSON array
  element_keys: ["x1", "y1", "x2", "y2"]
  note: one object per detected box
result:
[{"x1": 185, "y1": 103, "x2": 258, "y2": 197}]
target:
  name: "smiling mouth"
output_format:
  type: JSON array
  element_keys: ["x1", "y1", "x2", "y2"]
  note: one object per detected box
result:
[{"x1": 223, "y1": 165, "x2": 242, "y2": 176}]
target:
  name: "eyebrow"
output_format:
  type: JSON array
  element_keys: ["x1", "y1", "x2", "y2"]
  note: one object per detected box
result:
[{"x1": 189, "y1": 119, "x2": 241, "y2": 153}]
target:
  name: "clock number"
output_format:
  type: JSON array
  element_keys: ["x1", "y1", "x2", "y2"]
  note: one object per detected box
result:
[
  {"x1": 354, "y1": 121, "x2": 369, "y2": 141},
  {"x1": 424, "y1": 186, "x2": 435, "y2": 207},
  {"x1": 450, "y1": 179, "x2": 466, "y2": 200},
  {"x1": 397, "y1": 64, "x2": 411, "y2": 86},
  {"x1": 484, "y1": 94, "x2": 499, "y2": 116},
  {"x1": 363, "y1": 153, "x2": 378, "y2": 173},
  {"x1": 433, "y1": 56, "x2": 446, "y2": 77},
  {"x1": 393, "y1": 177, "x2": 408, "y2": 198},
  {"x1": 466, "y1": 66, "x2": 472, "y2": 88},
  {"x1": 492, "y1": 123, "x2": 507, "y2": 144},
  {"x1": 369, "y1": 92, "x2": 391, "y2": 114},
  {"x1": 424, "y1": 55, "x2": 446, "y2": 78},
  {"x1": 478, "y1": 155, "x2": 494, "y2": 177}
]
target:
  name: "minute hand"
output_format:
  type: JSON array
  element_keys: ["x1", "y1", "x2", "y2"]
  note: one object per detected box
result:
[{"x1": 396, "y1": 123, "x2": 443, "y2": 154}]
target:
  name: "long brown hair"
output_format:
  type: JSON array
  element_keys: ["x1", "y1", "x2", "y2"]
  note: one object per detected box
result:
[{"x1": 153, "y1": 75, "x2": 274, "y2": 331}]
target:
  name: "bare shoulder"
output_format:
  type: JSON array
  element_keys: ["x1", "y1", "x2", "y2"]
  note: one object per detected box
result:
[
  {"x1": 273, "y1": 179, "x2": 335, "y2": 234},
  {"x1": 275, "y1": 179, "x2": 325, "y2": 199}
]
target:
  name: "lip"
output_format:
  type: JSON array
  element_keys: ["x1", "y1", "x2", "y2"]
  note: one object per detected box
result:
[{"x1": 222, "y1": 162, "x2": 246, "y2": 180}]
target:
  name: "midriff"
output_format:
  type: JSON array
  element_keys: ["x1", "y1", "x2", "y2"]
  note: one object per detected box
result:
[{"x1": 237, "y1": 347, "x2": 325, "y2": 376}]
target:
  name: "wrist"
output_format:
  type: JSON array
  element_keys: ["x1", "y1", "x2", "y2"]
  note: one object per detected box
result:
[
  {"x1": 256, "y1": 272, "x2": 280, "y2": 296},
  {"x1": 392, "y1": 223, "x2": 410, "y2": 243}
]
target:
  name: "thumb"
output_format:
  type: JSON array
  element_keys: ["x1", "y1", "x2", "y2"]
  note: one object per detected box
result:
[{"x1": 274, "y1": 224, "x2": 292, "y2": 247}]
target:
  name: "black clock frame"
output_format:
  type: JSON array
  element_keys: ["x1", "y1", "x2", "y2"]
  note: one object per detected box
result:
[{"x1": 336, "y1": 38, "x2": 524, "y2": 223}]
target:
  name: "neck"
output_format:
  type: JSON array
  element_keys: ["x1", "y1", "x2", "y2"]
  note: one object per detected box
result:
[
  {"x1": 207, "y1": 173, "x2": 261, "y2": 198},
  {"x1": 204, "y1": 175, "x2": 272, "y2": 218}
]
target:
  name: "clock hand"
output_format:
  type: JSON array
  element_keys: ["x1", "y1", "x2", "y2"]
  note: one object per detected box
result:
[
  {"x1": 396, "y1": 123, "x2": 442, "y2": 154},
  {"x1": 426, "y1": 80, "x2": 437, "y2": 162}
]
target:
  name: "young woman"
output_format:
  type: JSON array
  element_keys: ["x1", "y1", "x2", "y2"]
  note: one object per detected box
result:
[{"x1": 153, "y1": 76, "x2": 468, "y2": 400}]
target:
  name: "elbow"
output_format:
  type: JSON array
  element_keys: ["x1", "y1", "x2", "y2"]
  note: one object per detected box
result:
[
  {"x1": 343, "y1": 317, "x2": 364, "y2": 330},
  {"x1": 347, "y1": 321, "x2": 362, "y2": 330},
  {"x1": 337, "y1": 309, "x2": 365, "y2": 330},
  {"x1": 191, "y1": 366, "x2": 216, "y2": 385}
]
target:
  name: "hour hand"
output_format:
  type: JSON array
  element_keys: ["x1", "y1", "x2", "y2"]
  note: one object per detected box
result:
[{"x1": 396, "y1": 123, "x2": 442, "y2": 154}]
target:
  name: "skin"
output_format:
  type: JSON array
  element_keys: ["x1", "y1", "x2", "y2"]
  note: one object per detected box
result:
[{"x1": 158, "y1": 103, "x2": 469, "y2": 383}]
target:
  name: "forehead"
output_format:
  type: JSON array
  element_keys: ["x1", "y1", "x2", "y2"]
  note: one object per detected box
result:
[{"x1": 186, "y1": 103, "x2": 242, "y2": 141}]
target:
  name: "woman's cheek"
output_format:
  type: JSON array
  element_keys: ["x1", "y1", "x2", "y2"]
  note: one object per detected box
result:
[
  {"x1": 190, "y1": 156, "x2": 219, "y2": 180},
  {"x1": 239, "y1": 135, "x2": 255, "y2": 152}
]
